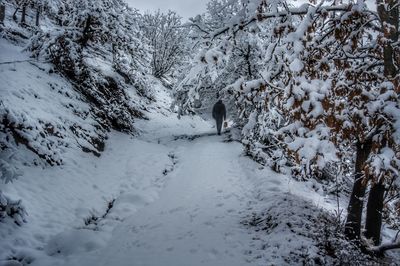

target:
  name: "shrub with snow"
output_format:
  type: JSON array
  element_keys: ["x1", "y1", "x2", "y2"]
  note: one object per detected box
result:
[
  {"x1": 242, "y1": 194, "x2": 379, "y2": 265},
  {"x1": 0, "y1": 191, "x2": 27, "y2": 226}
]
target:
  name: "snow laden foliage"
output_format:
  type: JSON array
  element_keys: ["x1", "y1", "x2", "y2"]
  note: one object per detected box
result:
[
  {"x1": 0, "y1": 153, "x2": 26, "y2": 226},
  {"x1": 242, "y1": 194, "x2": 376, "y2": 265},
  {"x1": 0, "y1": 156, "x2": 22, "y2": 184},
  {"x1": 140, "y1": 10, "x2": 188, "y2": 83},
  {"x1": 0, "y1": 191, "x2": 26, "y2": 226},
  {"x1": 1, "y1": 0, "x2": 153, "y2": 166},
  {"x1": 178, "y1": 0, "x2": 400, "y2": 183},
  {"x1": 29, "y1": 0, "x2": 152, "y2": 106},
  {"x1": 0, "y1": 155, "x2": 25, "y2": 226},
  {"x1": 176, "y1": 0, "x2": 400, "y2": 252},
  {"x1": 174, "y1": 0, "x2": 265, "y2": 119}
]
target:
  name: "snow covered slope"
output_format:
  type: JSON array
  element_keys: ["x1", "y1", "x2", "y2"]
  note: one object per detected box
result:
[
  {"x1": 0, "y1": 39, "x2": 106, "y2": 167},
  {"x1": 1, "y1": 0, "x2": 152, "y2": 170}
]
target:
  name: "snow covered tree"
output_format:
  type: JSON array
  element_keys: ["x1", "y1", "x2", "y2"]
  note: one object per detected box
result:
[
  {"x1": 362, "y1": 0, "x2": 399, "y2": 247},
  {"x1": 176, "y1": 0, "x2": 400, "y2": 251},
  {"x1": 141, "y1": 10, "x2": 186, "y2": 81},
  {"x1": 174, "y1": 0, "x2": 267, "y2": 121},
  {"x1": 10, "y1": 0, "x2": 41, "y2": 25}
]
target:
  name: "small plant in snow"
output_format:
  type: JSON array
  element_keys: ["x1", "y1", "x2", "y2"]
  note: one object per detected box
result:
[
  {"x1": 0, "y1": 191, "x2": 27, "y2": 226},
  {"x1": 0, "y1": 159, "x2": 22, "y2": 184}
]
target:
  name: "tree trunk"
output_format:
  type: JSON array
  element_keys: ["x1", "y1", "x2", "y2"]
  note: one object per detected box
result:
[
  {"x1": 13, "y1": 7, "x2": 19, "y2": 21},
  {"x1": 21, "y1": 5, "x2": 26, "y2": 24},
  {"x1": 365, "y1": 182, "x2": 385, "y2": 245},
  {"x1": 362, "y1": 0, "x2": 400, "y2": 248},
  {"x1": 0, "y1": 5, "x2": 5, "y2": 25},
  {"x1": 344, "y1": 139, "x2": 373, "y2": 241},
  {"x1": 377, "y1": 0, "x2": 399, "y2": 78},
  {"x1": 35, "y1": 6, "x2": 41, "y2": 27},
  {"x1": 80, "y1": 15, "x2": 92, "y2": 46}
]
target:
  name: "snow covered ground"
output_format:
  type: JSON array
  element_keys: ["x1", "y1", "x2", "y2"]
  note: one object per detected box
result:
[
  {"x1": 1, "y1": 79, "x2": 361, "y2": 266},
  {"x1": 1, "y1": 1, "x2": 398, "y2": 264}
]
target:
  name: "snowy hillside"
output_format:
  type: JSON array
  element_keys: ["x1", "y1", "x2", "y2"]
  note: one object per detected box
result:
[{"x1": 0, "y1": 0, "x2": 156, "y2": 170}]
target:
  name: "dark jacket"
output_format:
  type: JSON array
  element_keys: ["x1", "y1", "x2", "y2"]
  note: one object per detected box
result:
[{"x1": 212, "y1": 100, "x2": 226, "y2": 121}]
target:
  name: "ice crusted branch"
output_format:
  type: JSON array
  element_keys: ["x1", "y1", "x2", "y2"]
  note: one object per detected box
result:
[{"x1": 209, "y1": 4, "x2": 353, "y2": 39}]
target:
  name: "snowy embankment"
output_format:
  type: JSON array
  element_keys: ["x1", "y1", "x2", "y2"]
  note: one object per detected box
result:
[{"x1": 0, "y1": 38, "x2": 105, "y2": 168}]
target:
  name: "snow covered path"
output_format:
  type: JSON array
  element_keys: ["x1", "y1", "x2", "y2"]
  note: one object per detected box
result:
[
  {"x1": 73, "y1": 134, "x2": 255, "y2": 266},
  {"x1": 52, "y1": 106, "x2": 340, "y2": 266}
]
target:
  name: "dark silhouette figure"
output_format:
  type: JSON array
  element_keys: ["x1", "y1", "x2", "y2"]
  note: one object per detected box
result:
[{"x1": 212, "y1": 100, "x2": 226, "y2": 135}]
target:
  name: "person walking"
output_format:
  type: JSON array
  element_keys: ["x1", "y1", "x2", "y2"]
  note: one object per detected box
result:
[{"x1": 212, "y1": 99, "x2": 226, "y2": 135}]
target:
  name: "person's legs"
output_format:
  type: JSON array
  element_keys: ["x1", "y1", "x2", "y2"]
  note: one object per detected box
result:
[{"x1": 216, "y1": 118, "x2": 222, "y2": 135}]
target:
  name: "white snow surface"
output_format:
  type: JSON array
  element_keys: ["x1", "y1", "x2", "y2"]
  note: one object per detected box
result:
[{"x1": 1, "y1": 80, "x2": 345, "y2": 266}]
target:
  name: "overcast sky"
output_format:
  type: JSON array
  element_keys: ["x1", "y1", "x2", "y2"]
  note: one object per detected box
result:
[
  {"x1": 123, "y1": 0, "x2": 376, "y2": 21},
  {"x1": 124, "y1": 0, "x2": 208, "y2": 20}
]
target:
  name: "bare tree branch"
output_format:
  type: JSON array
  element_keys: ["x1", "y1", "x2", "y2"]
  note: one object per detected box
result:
[{"x1": 370, "y1": 241, "x2": 400, "y2": 253}]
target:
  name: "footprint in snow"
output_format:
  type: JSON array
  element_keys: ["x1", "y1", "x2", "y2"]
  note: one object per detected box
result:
[
  {"x1": 190, "y1": 248, "x2": 198, "y2": 254},
  {"x1": 208, "y1": 248, "x2": 219, "y2": 259},
  {"x1": 223, "y1": 193, "x2": 235, "y2": 199},
  {"x1": 268, "y1": 187, "x2": 281, "y2": 192},
  {"x1": 204, "y1": 221, "x2": 214, "y2": 227},
  {"x1": 168, "y1": 206, "x2": 185, "y2": 213},
  {"x1": 269, "y1": 179, "x2": 282, "y2": 185}
]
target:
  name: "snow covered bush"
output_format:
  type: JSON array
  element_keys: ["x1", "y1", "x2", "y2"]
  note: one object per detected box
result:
[
  {"x1": 0, "y1": 191, "x2": 27, "y2": 226},
  {"x1": 1, "y1": 105, "x2": 66, "y2": 165},
  {"x1": 241, "y1": 194, "x2": 379, "y2": 265},
  {"x1": 0, "y1": 157, "x2": 22, "y2": 184},
  {"x1": 0, "y1": 153, "x2": 25, "y2": 227}
]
